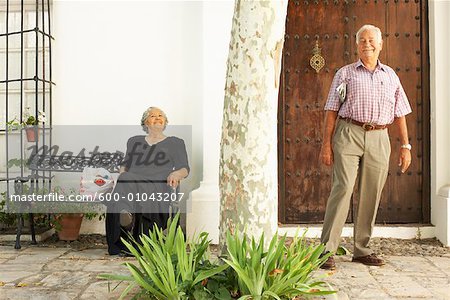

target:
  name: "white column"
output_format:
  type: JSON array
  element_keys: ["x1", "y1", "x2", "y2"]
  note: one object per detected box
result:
[
  {"x1": 429, "y1": 0, "x2": 450, "y2": 246},
  {"x1": 186, "y1": 1, "x2": 234, "y2": 243}
]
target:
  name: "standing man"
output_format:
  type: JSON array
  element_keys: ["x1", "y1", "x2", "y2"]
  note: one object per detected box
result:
[{"x1": 319, "y1": 24, "x2": 412, "y2": 270}]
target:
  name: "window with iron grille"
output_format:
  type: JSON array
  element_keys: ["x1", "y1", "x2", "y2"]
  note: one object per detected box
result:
[{"x1": 0, "y1": 0, "x2": 54, "y2": 190}]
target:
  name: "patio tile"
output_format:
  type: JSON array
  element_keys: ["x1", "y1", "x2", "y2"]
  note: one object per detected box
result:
[
  {"x1": 39, "y1": 271, "x2": 92, "y2": 288},
  {"x1": 83, "y1": 259, "x2": 131, "y2": 274},
  {"x1": 0, "y1": 263, "x2": 44, "y2": 272},
  {"x1": 59, "y1": 249, "x2": 110, "y2": 260},
  {"x1": 44, "y1": 259, "x2": 91, "y2": 271},
  {"x1": 416, "y1": 275, "x2": 450, "y2": 300},
  {"x1": 385, "y1": 255, "x2": 445, "y2": 277},
  {"x1": 0, "y1": 271, "x2": 35, "y2": 283},
  {"x1": 0, "y1": 253, "x2": 17, "y2": 259},
  {"x1": 375, "y1": 275, "x2": 433, "y2": 298},
  {"x1": 79, "y1": 280, "x2": 140, "y2": 300},
  {"x1": 3, "y1": 248, "x2": 67, "y2": 266},
  {"x1": 0, "y1": 287, "x2": 79, "y2": 300},
  {"x1": 15, "y1": 273, "x2": 48, "y2": 286},
  {"x1": 325, "y1": 277, "x2": 386, "y2": 299},
  {"x1": 426, "y1": 256, "x2": 450, "y2": 276},
  {"x1": 0, "y1": 245, "x2": 26, "y2": 254},
  {"x1": 21, "y1": 247, "x2": 68, "y2": 256},
  {"x1": 353, "y1": 288, "x2": 393, "y2": 299}
]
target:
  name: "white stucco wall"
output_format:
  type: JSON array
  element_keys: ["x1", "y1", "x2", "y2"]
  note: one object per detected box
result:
[
  {"x1": 52, "y1": 0, "x2": 204, "y2": 233},
  {"x1": 52, "y1": 0, "x2": 203, "y2": 194}
]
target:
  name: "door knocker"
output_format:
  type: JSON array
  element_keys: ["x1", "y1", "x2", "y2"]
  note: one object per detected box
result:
[{"x1": 310, "y1": 40, "x2": 325, "y2": 73}]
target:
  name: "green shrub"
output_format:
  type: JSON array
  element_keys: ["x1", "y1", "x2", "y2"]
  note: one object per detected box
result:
[
  {"x1": 98, "y1": 214, "x2": 229, "y2": 299},
  {"x1": 223, "y1": 231, "x2": 334, "y2": 299},
  {"x1": 99, "y1": 215, "x2": 335, "y2": 299},
  {"x1": 0, "y1": 192, "x2": 16, "y2": 227}
]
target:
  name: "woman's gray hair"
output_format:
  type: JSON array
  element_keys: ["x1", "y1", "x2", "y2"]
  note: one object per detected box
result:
[
  {"x1": 356, "y1": 24, "x2": 382, "y2": 44},
  {"x1": 141, "y1": 106, "x2": 169, "y2": 133}
]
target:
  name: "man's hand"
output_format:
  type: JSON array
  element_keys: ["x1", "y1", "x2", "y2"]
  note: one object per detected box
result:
[
  {"x1": 398, "y1": 148, "x2": 411, "y2": 173},
  {"x1": 393, "y1": 116, "x2": 411, "y2": 174},
  {"x1": 320, "y1": 111, "x2": 338, "y2": 166},
  {"x1": 320, "y1": 144, "x2": 334, "y2": 166}
]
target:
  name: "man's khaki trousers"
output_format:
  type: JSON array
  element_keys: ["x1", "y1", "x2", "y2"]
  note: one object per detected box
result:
[{"x1": 320, "y1": 119, "x2": 391, "y2": 257}]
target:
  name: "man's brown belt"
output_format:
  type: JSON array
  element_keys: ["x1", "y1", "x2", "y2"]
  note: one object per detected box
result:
[{"x1": 339, "y1": 117, "x2": 387, "y2": 131}]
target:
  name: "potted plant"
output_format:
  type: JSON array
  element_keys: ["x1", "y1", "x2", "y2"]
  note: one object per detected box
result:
[
  {"x1": 5, "y1": 107, "x2": 47, "y2": 142},
  {"x1": 53, "y1": 211, "x2": 105, "y2": 241},
  {"x1": 49, "y1": 187, "x2": 105, "y2": 241},
  {"x1": 22, "y1": 107, "x2": 46, "y2": 142}
]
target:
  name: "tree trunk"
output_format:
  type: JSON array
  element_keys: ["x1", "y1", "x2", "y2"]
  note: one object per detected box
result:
[{"x1": 219, "y1": 0, "x2": 288, "y2": 247}]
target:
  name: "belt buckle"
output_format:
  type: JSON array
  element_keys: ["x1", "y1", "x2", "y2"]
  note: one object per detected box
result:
[{"x1": 362, "y1": 123, "x2": 375, "y2": 131}]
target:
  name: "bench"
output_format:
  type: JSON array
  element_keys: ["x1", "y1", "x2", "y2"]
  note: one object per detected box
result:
[
  {"x1": 11, "y1": 151, "x2": 180, "y2": 249},
  {"x1": 12, "y1": 152, "x2": 123, "y2": 249}
]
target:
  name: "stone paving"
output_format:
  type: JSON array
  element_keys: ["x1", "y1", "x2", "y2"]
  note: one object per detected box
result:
[
  {"x1": 316, "y1": 255, "x2": 450, "y2": 300},
  {"x1": 0, "y1": 246, "x2": 135, "y2": 300},
  {"x1": 0, "y1": 245, "x2": 449, "y2": 299}
]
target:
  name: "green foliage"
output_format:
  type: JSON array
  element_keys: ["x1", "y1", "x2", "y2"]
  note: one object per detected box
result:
[
  {"x1": 0, "y1": 179, "x2": 104, "y2": 231},
  {"x1": 336, "y1": 246, "x2": 349, "y2": 256},
  {"x1": 0, "y1": 190, "x2": 53, "y2": 229},
  {"x1": 5, "y1": 118, "x2": 22, "y2": 131},
  {"x1": 222, "y1": 231, "x2": 335, "y2": 299},
  {"x1": 0, "y1": 192, "x2": 16, "y2": 227},
  {"x1": 5, "y1": 107, "x2": 46, "y2": 131},
  {"x1": 99, "y1": 215, "x2": 335, "y2": 299},
  {"x1": 7, "y1": 158, "x2": 26, "y2": 168},
  {"x1": 46, "y1": 186, "x2": 104, "y2": 231},
  {"x1": 99, "y1": 214, "x2": 230, "y2": 300}
]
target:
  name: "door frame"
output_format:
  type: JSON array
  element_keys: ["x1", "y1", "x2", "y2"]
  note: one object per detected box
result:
[{"x1": 277, "y1": 0, "x2": 431, "y2": 224}]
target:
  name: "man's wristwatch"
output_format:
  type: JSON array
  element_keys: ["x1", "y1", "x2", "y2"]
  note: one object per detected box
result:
[{"x1": 400, "y1": 143, "x2": 412, "y2": 151}]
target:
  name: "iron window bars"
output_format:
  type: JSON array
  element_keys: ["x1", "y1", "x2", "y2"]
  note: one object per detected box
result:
[{"x1": 1, "y1": 0, "x2": 54, "y2": 201}]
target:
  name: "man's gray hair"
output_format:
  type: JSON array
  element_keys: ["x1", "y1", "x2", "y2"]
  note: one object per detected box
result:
[
  {"x1": 356, "y1": 24, "x2": 382, "y2": 44},
  {"x1": 140, "y1": 106, "x2": 169, "y2": 133}
]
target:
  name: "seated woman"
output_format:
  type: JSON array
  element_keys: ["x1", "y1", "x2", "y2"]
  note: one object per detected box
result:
[{"x1": 106, "y1": 106, "x2": 189, "y2": 255}]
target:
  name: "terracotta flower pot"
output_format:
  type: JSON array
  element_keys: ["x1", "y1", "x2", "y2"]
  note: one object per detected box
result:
[
  {"x1": 56, "y1": 214, "x2": 84, "y2": 241},
  {"x1": 25, "y1": 126, "x2": 40, "y2": 142}
]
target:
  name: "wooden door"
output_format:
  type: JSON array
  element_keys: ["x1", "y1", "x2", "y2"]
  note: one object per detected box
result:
[{"x1": 278, "y1": 0, "x2": 430, "y2": 224}]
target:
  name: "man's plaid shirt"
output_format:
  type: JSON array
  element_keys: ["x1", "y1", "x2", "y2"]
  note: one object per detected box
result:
[{"x1": 324, "y1": 59, "x2": 412, "y2": 125}]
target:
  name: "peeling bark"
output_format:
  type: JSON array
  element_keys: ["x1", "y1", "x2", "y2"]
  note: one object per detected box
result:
[{"x1": 219, "y1": 0, "x2": 288, "y2": 248}]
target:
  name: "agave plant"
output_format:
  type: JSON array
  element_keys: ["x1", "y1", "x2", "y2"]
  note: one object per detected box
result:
[
  {"x1": 222, "y1": 230, "x2": 335, "y2": 300},
  {"x1": 98, "y1": 214, "x2": 229, "y2": 299}
]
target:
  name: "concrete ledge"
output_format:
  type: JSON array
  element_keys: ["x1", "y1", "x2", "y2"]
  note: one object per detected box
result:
[
  {"x1": 79, "y1": 218, "x2": 105, "y2": 235},
  {"x1": 187, "y1": 181, "x2": 220, "y2": 244},
  {"x1": 434, "y1": 185, "x2": 450, "y2": 246},
  {"x1": 278, "y1": 225, "x2": 435, "y2": 239},
  {"x1": 0, "y1": 228, "x2": 54, "y2": 242},
  {"x1": 438, "y1": 185, "x2": 450, "y2": 197}
]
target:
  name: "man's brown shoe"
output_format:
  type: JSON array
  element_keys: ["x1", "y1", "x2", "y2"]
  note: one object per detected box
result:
[
  {"x1": 352, "y1": 253, "x2": 385, "y2": 266},
  {"x1": 319, "y1": 254, "x2": 336, "y2": 270}
]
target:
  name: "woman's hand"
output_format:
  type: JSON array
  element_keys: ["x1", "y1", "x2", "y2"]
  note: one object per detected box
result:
[
  {"x1": 167, "y1": 172, "x2": 183, "y2": 188},
  {"x1": 167, "y1": 168, "x2": 188, "y2": 188}
]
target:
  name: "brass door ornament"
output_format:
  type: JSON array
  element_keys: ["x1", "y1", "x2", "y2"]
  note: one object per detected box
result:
[{"x1": 310, "y1": 40, "x2": 325, "y2": 73}]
